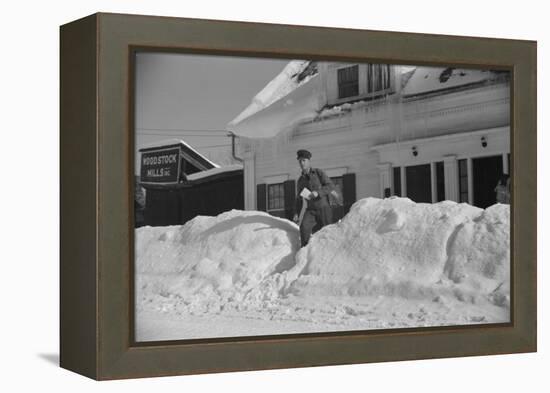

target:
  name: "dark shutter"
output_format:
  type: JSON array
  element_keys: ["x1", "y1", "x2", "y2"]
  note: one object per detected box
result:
[
  {"x1": 458, "y1": 159, "x2": 468, "y2": 203},
  {"x1": 436, "y1": 161, "x2": 445, "y2": 202},
  {"x1": 393, "y1": 167, "x2": 401, "y2": 196},
  {"x1": 342, "y1": 173, "x2": 356, "y2": 214},
  {"x1": 256, "y1": 183, "x2": 267, "y2": 211},
  {"x1": 283, "y1": 180, "x2": 296, "y2": 220}
]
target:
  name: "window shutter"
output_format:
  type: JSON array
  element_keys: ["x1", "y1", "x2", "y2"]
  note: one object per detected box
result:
[
  {"x1": 342, "y1": 173, "x2": 356, "y2": 214},
  {"x1": 283, "y1": 180, "x2": 296, "y2": 220},
  {"x1": 256, "y1": 183, "x2": 267, "y2": 211},
  {"x1": 393, "y1": 167, "x2": 401, "y2": 197}
]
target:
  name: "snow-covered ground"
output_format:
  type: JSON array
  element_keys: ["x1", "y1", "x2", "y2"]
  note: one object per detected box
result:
[{"x1": 135, "y1": 197, "x2": 510, "y2": 341}]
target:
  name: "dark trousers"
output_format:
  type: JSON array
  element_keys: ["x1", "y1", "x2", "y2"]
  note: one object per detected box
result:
[{"x1": 300, "y1": 206, "x2": 333, "y2": 247}]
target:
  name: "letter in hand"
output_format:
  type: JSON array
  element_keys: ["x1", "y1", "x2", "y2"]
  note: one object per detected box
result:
[{"x1": 300, "y1": 187, "x2": 313, "y2": 200}]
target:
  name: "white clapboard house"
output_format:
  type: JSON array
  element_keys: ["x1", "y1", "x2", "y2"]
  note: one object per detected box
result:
[{"x1": 227, "y1": 61, "x2": 510, "y2": 220}]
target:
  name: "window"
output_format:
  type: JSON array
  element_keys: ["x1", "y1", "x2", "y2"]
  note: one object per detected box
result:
[
  {"x1": 393, "y1": 167, "x2": 401, "y2": 197},
  {"x1": 337, "y1": 65, "x2": 359, "y2": 99},
  {"x1": 458, "y1": 159, "x2": 469, "y2": 203},
  {"x1": 366, "y1": 64, "x2": 391, "y2": 94},
  {"x1": 330, "y1": 176, "x2": 344, "y2": 196},
  {"x1": 267, "y1": 183, "x2": 285, "y2": 211}
]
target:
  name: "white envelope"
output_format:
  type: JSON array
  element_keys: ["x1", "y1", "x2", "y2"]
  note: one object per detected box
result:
[{"x1": 300, "y1": 187, "x2": 313, "y2": 199}]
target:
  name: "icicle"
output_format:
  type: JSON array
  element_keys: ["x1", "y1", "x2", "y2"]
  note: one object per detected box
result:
[{"x1": 390, "y1": 65, "x2": 404, "y2": 174}]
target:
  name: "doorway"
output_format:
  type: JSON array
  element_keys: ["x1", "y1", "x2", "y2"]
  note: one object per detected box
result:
[
  {"x1": 472, "y1": 155, "x2": 503, "y2": 208},
  {"x1": 406, "y1": 164, "x2": 432, "y2": 203}
]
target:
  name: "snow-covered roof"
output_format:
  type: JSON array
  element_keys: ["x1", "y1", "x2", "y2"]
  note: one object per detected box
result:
[
  {"x1": 138, "y1": 138, "x2": 220, "y2": 168},
  {"x1": 227, "y1": 61, "x2": 322, "y2": 140},
  {"x1": 228, "y1": 60, "x2": 318, "y2": 127},
  {"x1": 401, "y1": 67, "x2": 497, "y2": 97},
  {"x1": 185, "y1": 164, "x2": 243, "y2": 182},
  {"x1": 227, "y1": 62, "x2": 505, "y2": 141}
]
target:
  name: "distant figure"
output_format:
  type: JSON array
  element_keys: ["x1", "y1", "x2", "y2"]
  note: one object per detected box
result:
[
  {"x1": 292, "y1": 149, "x2": 335, "y2": 247},
  {"x1": 494, "y1": 174, "x2": 510, "y2": 204}
]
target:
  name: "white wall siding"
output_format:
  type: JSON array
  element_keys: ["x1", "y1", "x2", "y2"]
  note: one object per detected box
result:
[{"x1": 239, "y1": 78, "x2": 510, "y2": 210}]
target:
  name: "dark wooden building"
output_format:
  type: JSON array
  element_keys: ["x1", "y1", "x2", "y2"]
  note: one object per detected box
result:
[{"x1": 137, "y1": 140, "x2": 243, "y2": 227}]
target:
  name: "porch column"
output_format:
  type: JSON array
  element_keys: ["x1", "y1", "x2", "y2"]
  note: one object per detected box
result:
[
  {"x1": 443, "y1": 155, "x2": 459, "y2": 202},
  {"x1": 243, "y1": 150, "x2": 255, "y2": 210},
  {"x1": 377, "y1": 163, "x2": 392, "y2": 198}
]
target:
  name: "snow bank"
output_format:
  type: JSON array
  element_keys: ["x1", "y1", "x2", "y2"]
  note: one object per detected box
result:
[
  {"x1": 136, "y1": 197, "x2": 509, "y2": 323},
  {"x1": 135, "y1": 210, "x2": 300, "y2": 311},
  {"x1": 283, "y1": 198, "x2": 509, "y2": 307}
]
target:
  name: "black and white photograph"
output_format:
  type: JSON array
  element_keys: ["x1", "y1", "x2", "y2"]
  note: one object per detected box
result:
[
  {"x1": 133, "y1": 52, "x2": 511, "y2": 342},
  {"x1": 3, "y1": 0, "x2": 546, "y2": 387}
]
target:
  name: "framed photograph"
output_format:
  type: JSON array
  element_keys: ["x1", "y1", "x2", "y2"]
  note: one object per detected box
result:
[{"x1": 60, "y1": 13, "x2": 536, "y2": 380}]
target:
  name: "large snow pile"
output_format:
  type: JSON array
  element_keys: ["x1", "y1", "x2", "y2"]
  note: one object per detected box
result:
[
  {"x1": 136, "y1": 197, "x2": 510, "y2": 339},
  {"x1": 283, "y1": 198, "x2": 509, "y2": 305},
  {"x1": 136, "y1": 210, "x2": 300, "y2": 313}
]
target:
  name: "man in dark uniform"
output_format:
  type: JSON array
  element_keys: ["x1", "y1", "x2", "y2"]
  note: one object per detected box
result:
[{"x1": 292, "y1": 150, "x2": 334, "y2": 247}]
